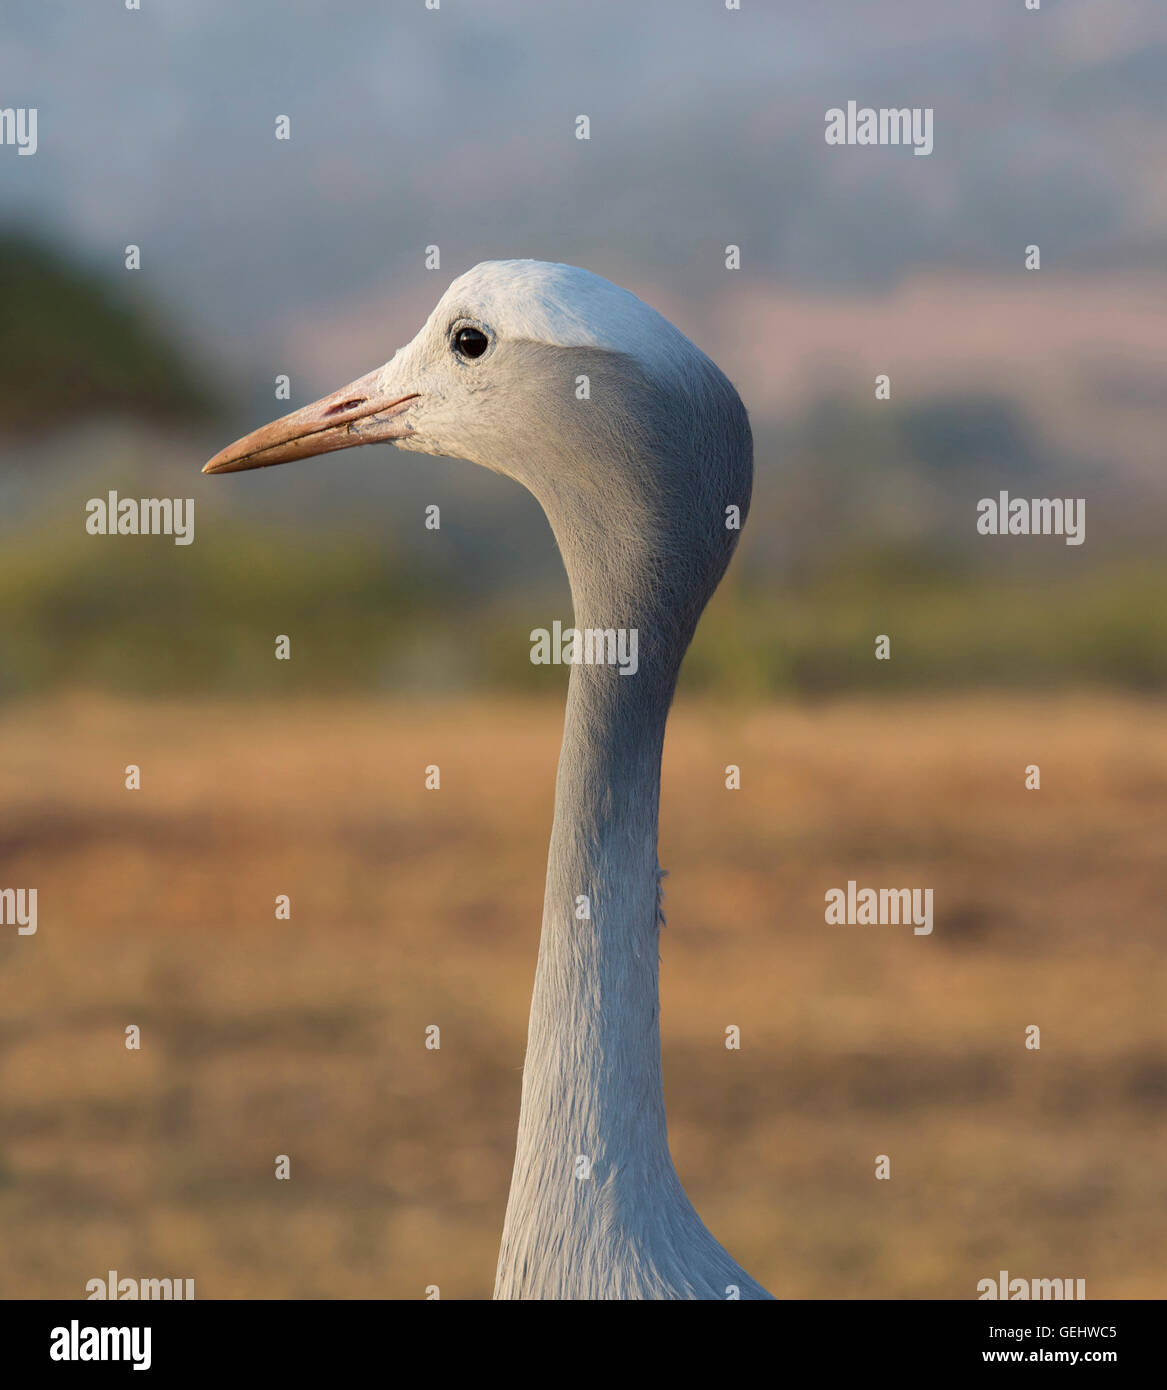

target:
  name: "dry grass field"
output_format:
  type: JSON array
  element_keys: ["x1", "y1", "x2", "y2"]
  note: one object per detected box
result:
[{"x1": 0, "y1": 693, "x2": 1164, "y2": 1299}]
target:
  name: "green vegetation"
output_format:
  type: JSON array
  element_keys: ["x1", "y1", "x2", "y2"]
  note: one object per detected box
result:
[
  {"x1": 0, "y1": 230, "x2": 219, "y2": 430},
  {"x1": 689, "y1": 555, "x2": 1167, "y2": 697},
  {"x1": 1, "y1": 520, "x2": 1162, "y2": 699}
]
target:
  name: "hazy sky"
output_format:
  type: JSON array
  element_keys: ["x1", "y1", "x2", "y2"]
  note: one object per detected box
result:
[
  {"x1": 1, "y1": 2, "x2": 1164, "y2": 592},
  {"x1": 4, "y1": 0, "x2": 1164, "y2": 388}
]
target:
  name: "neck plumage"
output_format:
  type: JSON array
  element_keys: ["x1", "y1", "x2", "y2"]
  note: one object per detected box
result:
[
  {"x1": 493, "y1": 639, "x2": 677, "y2": 1296},
  {"x1": 531, "y1": 649, "x2": 677, "y2": 1143},
  {"x1": 494, "y1": 591, "x2": 769, "y2": 1299}
]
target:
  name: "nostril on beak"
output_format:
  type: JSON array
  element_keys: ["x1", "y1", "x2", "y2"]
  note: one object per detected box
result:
[{"x1": 325, "y1": 397, "x2": 368, "y2": 417}]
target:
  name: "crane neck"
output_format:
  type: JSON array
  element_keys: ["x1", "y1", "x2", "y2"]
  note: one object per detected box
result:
[
  {"x1": 494, "y1": 612, "x2": 700, "y2": 1294},
  {"x1": 492, "y1": 352, "x2": 764, "y2": 1297},
  {"x1": 530, "y1": 636, "x2": 680, "y2": 1151}
]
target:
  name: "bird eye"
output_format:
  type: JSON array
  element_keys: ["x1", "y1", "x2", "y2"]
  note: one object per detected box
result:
[{"x1": 453, "y1": 326, "x2": 490, "y2": 360}]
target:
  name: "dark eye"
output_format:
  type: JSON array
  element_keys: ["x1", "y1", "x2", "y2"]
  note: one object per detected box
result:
[{"x1": 453, "y1": 326, "x2": 489, "y2": 359}]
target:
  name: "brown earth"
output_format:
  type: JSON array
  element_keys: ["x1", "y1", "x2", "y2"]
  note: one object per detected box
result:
[{"x1": 0, "y1": 694, "x2": 1163, "y2": 1299}]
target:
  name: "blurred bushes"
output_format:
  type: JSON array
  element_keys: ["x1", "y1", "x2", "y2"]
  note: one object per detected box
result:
[
  {"x1": 1, "y1": 519, "x2": 1163, "y2": 699},
  {"x1": 0, "y1": 522, "x2": 452, "y2": 696},
  {"x1": 688, "y1": 556, "x2": 1167, "y2": 697},
  {"x1": 0, "y1": 230, "x2": 220, "y2": 431}
]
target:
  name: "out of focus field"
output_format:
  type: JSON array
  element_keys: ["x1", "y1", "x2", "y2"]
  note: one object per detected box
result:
[{"x1": 1, "y1": 693, "x2": 1163, "y2": 1299}]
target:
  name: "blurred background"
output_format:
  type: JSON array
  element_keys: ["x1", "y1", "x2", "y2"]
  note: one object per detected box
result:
[{"x1": 0, "y1": 0, "x2": 1164, "y2": 1298}]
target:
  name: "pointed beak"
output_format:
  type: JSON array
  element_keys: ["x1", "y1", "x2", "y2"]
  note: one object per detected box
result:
[{"x1": 202, "y1": 366, "x2": 419, "y2": 474}]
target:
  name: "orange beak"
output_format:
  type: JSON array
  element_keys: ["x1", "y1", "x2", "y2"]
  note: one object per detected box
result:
[{"x1": 202, "y1": 366, "x2": 419, "y2": 474}]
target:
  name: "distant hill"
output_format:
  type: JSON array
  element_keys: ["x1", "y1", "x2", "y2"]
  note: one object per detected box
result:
[{"x1": 0, "y1": 230, "x2": 221, "y2": 433}]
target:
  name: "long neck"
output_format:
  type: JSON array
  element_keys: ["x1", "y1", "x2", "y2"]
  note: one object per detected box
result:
[
  {"x1": 491, "y1": 353, "x2": 763, "y2": 1297},
  {"x1": 494, "y1": 642, "x2": 684, "y2": 1295},
  {"x1": 532, "y1": 652, "x2": 676, "y2": 1147}
]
